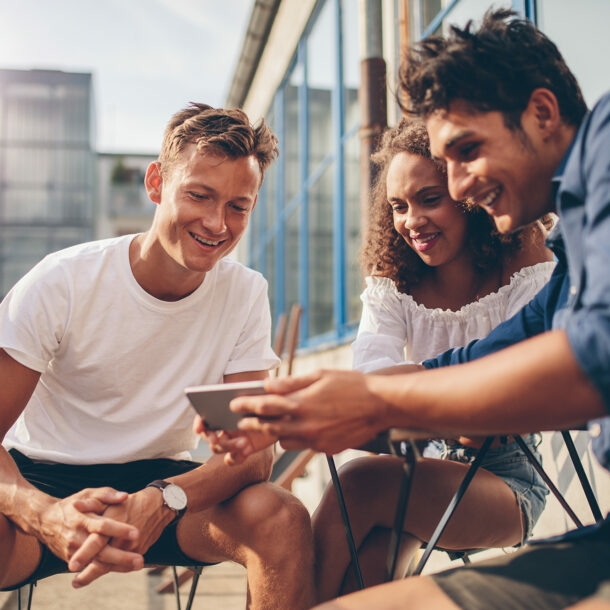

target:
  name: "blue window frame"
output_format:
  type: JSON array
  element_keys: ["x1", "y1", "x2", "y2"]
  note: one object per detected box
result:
[{"x1": 247, "y1": 0, "x2": 361, "y2": 348}]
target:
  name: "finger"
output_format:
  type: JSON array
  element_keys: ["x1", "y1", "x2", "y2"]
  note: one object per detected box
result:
[
  {"x1": 91, "y1": 514, "x2": 139, "y2": 540},
  {"x1": 72, "y1": 489, "x2": 129, "y2": 516},
  {"x1": 73, "y1": 498, "x2": 112, "y2": 515},
  {"x1": 68, "y1": 524, "x2": 137, "y2": 573},
  {"x1": 237, "y1": 417, "x2": 285, "y2": 435},
  {"x1": 72, "y1": 559, "x2": 110, "y2": 588},
  {"x1": 72, "y1": 548, "x2": 144, "y2": 587},
  {"x1": 193, "y1": 414, "x2": 204, "y2": 434},
  {"x1": 68, "y1": 533, "x2": 108, "y2": 572},
  {"x1": 264, "y1": 372, "x2": 323, "y2": 394},
  {"x1": 231, "y1": 394, "x2": 297, "y2": 416},
  {"x1": 81, "y1": 488, "x2": 129, "y2": 504},
  {"x1": 224, "y1": 451, "x2": 247, "y2": 466},
  {"x1": 277, "y1": 437, "x2": 310, "y2": 451}
]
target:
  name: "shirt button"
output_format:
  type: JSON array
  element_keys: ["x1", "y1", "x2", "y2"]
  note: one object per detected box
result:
[
  {"x1": 590, "y1": 422, "x2": 602, "y2": 438},
  {"x1": 570, "y1": 285, "x2": 577, "y2": 295}
]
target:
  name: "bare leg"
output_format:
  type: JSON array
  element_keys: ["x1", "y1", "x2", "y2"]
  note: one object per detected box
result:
[
  {"x1": 313, "y1": 575, "x2": 460, "y2": 610},
  {"x1": 0, "y1": 515, "x2": 43, "y2": 589},
  {"x1": 340, "y1": 527, "x2": 421, "y2": 595},
  {"x1": 313, "y1": 455, "x2": 524, "y2": 602},
  {"x1": 177, "y1": 481, "x2": 315, "y2": 610}
]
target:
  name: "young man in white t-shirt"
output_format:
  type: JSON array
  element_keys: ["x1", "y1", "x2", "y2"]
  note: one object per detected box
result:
[{"x1": 0, "y1": 103, "x2": 315, "y2": 609}]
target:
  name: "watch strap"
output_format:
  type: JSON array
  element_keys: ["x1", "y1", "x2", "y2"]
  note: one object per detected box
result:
[{"x1": 146, "y1": 479, "x2": 187, "y2": 521}]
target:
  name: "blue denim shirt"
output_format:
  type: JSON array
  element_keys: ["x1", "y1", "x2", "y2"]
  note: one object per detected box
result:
[{"x1": 423, "y1": 91, "x2": 610, "y2": 472}]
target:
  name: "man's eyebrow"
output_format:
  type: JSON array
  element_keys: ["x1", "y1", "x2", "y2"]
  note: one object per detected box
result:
[
  {"x1": 187, "y1": 182, "x2": 252, "y2": 202},
  {"x1": 188, "y1": 182, "x2": 216, "y2": 194},
  {"x1": 443, "y1": 129, "x2": 474, "y2": 155}
]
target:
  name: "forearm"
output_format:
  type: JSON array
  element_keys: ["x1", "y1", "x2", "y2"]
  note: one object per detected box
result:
[
  {"x1": 371, "y1": 363, "x2": 425, "y2": 376},
  {"x1": 371, "y1": 330, "x2": 606, "y2": 436},
  {"x1": 168, "y1": 447, "x2": 274, "y2": 513},
  {"x1": 0, "y1": 446, "x2": 53, "y2": 537}
]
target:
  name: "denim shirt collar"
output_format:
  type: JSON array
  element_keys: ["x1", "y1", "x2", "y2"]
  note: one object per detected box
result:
[{"x1": 546, "y1": 135, "x2": 579, "y2": 266}]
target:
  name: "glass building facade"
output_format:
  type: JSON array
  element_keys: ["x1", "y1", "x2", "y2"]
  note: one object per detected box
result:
[
  {"x1": 247, "y1": 0, "x2": 361, "y2": 347},
  {"x1": 0, "y1": 69, "x2": 95, "y2": 299},
  {"x1": 241, "y1": 0, "x2": 609, "y2": 352}
]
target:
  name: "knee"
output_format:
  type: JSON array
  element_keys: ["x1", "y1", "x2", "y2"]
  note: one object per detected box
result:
[
  {"x1": 337, "y1": 456, "x2": 371, "y2": 492},
  {"x1": 239, "y1": 483, "x2": 313, "y2": 552},
  {"x1": 337, "y1": 455, "x2": 399, "y2": 498}
]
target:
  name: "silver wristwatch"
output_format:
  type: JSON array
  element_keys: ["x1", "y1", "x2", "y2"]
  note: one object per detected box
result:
[{"x1": 146, "y1": 479, "x2": 187, "y2": 521}]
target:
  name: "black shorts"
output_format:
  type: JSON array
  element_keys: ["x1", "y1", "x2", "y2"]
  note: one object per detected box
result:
[
  {"x1": 4, "y1": 449, "x2": 212, "y2": 591},
  {"x1": 432, "y1": 516, "x2": 610, "y2": 610}
]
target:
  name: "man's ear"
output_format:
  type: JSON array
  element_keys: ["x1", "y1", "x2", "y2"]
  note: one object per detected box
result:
[
  {"x1": 526, "y1": 88, "x2": 562, "y2": 138},
  {"x1": 145, "y1": 162, "x2": 163, "y2": 204}
]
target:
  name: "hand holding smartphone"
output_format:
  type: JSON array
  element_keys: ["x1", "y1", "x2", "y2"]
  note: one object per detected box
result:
[{"x1": 185, "y1": 380, "x2": 267, "y2": 431}]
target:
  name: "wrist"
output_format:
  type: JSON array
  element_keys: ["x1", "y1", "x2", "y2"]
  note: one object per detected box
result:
[
  {"x1": 145, "y1": 480, "x2": 187, "y2": 524},
  {"x1": 12, "y1": 488, "x2": 55, "y2": 538},
  {"x1": 365, "y1": 373, "x2": 396, "y2": 433}
]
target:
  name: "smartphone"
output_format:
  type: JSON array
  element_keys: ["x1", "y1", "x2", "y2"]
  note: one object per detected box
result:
[{"x1": 185, "y1": 380, "x2": 267, "y2": 431}]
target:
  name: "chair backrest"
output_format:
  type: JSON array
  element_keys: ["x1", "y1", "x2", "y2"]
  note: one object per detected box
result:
[{"x1": 272, "y1": 304, "x2": 302, "y2": 378}]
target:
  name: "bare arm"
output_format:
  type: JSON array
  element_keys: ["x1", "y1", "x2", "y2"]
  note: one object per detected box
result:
[
  {"x1": 0, "y1": 349, "x2": 140, "y2": 572},
  {"x1": 232, "y1": 330, "x2": 605, "y2": 454},
  {"x1": 71, "y1": 369, "x2": 275, "y2": 587}
]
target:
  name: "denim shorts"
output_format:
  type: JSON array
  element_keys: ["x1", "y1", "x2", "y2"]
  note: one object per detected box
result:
[{"x1": 423, "y1": 434, "x2": 548, "y2": 541}]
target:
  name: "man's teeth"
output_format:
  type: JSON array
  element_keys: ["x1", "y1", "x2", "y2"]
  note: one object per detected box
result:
[
  {"x1": 479, "y1": 189, "x2": 500, "y2": 208},
  {"x1": 192, "y1": 233, "x2": 221, "y2": 246}
]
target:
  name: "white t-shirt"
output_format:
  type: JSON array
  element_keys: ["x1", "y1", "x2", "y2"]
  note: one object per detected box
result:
[
  {"x1": 352, "y1": 261, "x2": 556, "y2": 372},
  {"x1": 0, "y1": 235, "x2": 279, "y2": 464}
]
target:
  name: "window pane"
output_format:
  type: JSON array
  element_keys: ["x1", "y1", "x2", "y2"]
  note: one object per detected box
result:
[
  {"x1": 343, "y1": 0, "x2": 360, "y2": 130},
  {"x1": 344, "y1": 132, "x2": 362, "y2": 325},
  {"x1": 284, "y1": 78, "x2": 301, "y2": 313},
  {"x1": 308, "y1": 163, "x2": 335, "y2": 337}
]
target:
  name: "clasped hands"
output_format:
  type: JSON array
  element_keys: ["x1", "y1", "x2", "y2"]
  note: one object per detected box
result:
[{"x1": 39, "y1": 485, "x2": 171, "y2": 588}]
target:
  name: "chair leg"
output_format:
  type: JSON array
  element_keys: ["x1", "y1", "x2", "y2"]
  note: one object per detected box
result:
[
  {"x1": 172, "y1": 566, "x2": 182, "y2": 610},
  {"x1": 385, "y1": 442, "x2": 417, "y2": 581},
  {"x1": 184, "y1": 566, "x2": 203, "y2": 610},
  {"x1": 411, "y1": 436, "x2": 494, "y2": 576},
  {"x1": 513, "y1": 435, "x2": 584, "y2": 528},
  {"x1": 17, "y1": 582, "x2": 36, "y2": 610},
  {"x1": 561, "y1": 430, "x2": 604, "y2": 523},
  {"x1": 326, "y1": 455, "x2": 365, "y2": 590}
]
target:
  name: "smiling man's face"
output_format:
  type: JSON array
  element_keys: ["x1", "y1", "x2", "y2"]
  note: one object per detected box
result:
[
  {"x1": 147, "y1": 143, "x2": 261, "y2": 275},
  {"x1": 426, "y1": 100, "x2": 556, "y2": 234}
]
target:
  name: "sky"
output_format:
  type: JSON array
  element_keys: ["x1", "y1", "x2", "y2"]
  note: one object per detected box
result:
[{"x1": 0, "y1": 0, "x2": 254, "y2": 154}]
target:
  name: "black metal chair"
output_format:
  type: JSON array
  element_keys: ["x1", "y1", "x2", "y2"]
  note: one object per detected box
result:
[
  {"x1": 328, "y1": 429, "x2": 604, "y2": 589},
  {"x1": 17, "y1": 563, "x2": 204, "y2": 610}
]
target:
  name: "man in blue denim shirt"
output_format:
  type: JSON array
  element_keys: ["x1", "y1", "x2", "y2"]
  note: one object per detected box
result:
[{"x1": 221, "y1": 8, "x2": 610, "y2": 609}]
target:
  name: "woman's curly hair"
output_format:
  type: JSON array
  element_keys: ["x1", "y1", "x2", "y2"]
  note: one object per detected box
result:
[{"x1": 361, "y1": 117, "x2": 530, "y2": 294}]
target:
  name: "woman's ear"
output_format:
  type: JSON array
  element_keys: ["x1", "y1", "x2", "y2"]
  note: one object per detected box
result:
[{"x1": 144, "y1": 162, "x2": 163, "y2": 204}]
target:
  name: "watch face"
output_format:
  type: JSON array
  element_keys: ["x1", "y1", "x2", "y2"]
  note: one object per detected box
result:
[{"x1": 163, "y1": 484, "x2": 187, "y2": 511}]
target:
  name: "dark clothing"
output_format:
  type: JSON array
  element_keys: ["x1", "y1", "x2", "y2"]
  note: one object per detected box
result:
[
  {"x1": 433, "y1": 519, "x2": 610, "y2": 610},
  {"x1": 2, "y1": 450, "x2": 210, "y2": 591}
]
